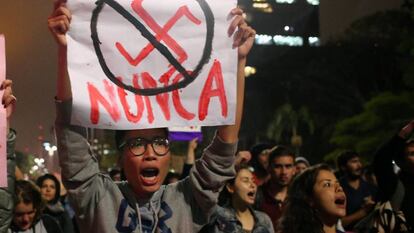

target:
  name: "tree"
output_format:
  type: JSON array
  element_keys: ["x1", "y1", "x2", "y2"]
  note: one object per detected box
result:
[
  {"x1": 328, "y1": 92, "x2": 414, "y2": 162},
  {"x1": 266, "y1": 103, "x2": 314, "y2": 154}
]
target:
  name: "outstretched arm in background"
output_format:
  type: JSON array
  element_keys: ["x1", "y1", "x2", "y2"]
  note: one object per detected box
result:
[
  {"x1": 180, "y1": 138, "x2": 198, "y2": 180},
  {"x1": 374, "y1": 120, "x2": 413, "y2": 200}
]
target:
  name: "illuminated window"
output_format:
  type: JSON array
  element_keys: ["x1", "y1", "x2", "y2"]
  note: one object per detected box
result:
[
  {"x1": 255, "y1": 34, "x2": 273, "y2": 45},
  {"x1": 275, "y1": 0, "x2": 296, "y2": 4},
  {"x1": 253, "y1": 0, "x2": 273, "y2": 13},
  {"x1": 273, "y1": 35, "x2": 303, "y2": 46},
  {"x1": 308, "y1": 37, "x2": 320, "y2": 46},
  {"x1": 245, "y1": 66, "x2": 257, "y2": 77},
  {"x1": 307, "y1": 0, "x2": 319, "y2": 5}
]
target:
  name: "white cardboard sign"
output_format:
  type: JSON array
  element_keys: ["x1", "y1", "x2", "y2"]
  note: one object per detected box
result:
[{"x1": 67, "y1": 0, "x2": 237, "y2": 129}]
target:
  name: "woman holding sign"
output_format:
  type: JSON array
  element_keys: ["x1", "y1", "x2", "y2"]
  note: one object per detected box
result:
[{"x1": 48, "y1": 1, "x2": 255, "y2": 232}]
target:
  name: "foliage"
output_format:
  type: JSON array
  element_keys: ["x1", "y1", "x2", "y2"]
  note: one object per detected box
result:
[
  {"x1": 15, "y1": 151, "x2": 34, "y2": 175},
  {"x1": 266, "y1": 103, "x2": 314, "y2": 145},
  {"x1": 328, "y1": 92, "x2": 414, "y2": 161}
]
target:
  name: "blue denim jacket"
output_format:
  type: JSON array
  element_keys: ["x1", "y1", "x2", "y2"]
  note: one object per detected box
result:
[{"x1": 200, "y1": 205, "x2": 274, "y2": 233}]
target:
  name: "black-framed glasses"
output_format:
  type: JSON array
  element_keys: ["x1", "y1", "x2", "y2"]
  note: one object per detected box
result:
[{"x1": 119, "y1": 137, "x2": 170, "y2": 156}]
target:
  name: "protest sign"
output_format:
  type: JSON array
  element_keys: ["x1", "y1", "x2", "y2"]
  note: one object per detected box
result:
[
  {"x1": 67, "y1": 0, "x2": 237, "y2": 129},
  {"x1": 0, "y1": 35, "x2": 7, "y2": 187}
]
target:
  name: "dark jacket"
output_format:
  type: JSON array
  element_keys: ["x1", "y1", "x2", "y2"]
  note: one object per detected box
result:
[
  {"x1": 9, "y1": 214, "x2": 63, "y2": 233},
  {"x1": 374, "y1": 135, "x2": 414, "y2": 230},
  {"x1": 43, "y1": 202, "x2": 75, "y2": 233}
]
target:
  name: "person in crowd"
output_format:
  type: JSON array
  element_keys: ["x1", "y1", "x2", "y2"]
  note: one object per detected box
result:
[
  {"x1": 294, "y1": 156, "x2": 310, "y2": 174},
  {"x1": 255, "y1": 145, "x2": 296, "y2": 229},
  {"x1": 36, "y1": 174, "x2": 75, "y2": 233},
  {"x1": 336, "y1": 150, "x2": 377, "y2": 230},
  {"x1": 277, "y1": 164, "x2": 347, "y2": 233},
  {"x1": 373, "y1": 120, "x2": 414, "y2": 230},
  {"x1": 0, "y1": 79, "x2": 17, "y2": 233},
  {"x1": 248, "y1": 143, "x2": 274, "y2": 186},
  {"x1": 10, "y1": 180, "x2": 63, "y2": 233},
  {"x1": 48, "y1": 1, "x2": 255, "y2": 232},
  {"x1": 200, "y1": 164, "x2": 274, "y2": 233}
]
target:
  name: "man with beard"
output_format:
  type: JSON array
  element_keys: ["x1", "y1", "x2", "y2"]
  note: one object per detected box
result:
[
  {"x1": 255, "y1": 146, "x2": 296, "y2": 229},
  {"x1": 337, "y1": 150, "x2": 377, "y2": 230}
]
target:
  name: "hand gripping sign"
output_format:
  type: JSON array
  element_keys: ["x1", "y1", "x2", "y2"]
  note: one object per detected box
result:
[{"x1": 67, "y1": 0, "x2": 237, "y2": 129}]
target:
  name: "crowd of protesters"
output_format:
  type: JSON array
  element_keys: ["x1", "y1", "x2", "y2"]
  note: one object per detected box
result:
[{"x1": 0, "y1": 1, "x2": 413, "y2": 233}]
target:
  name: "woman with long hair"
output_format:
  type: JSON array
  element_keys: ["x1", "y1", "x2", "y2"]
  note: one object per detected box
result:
[
  {"x1": 201, "y1": 164, "x2": 274, "y2": 233},
  {"x1": 277, "y1": 164, "x2": 347, "y2": 233}
]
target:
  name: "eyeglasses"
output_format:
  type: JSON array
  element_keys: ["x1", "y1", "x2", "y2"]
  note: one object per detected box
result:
[{"x1": 119, "y1": 137, "x2": 170, "y2": 156}]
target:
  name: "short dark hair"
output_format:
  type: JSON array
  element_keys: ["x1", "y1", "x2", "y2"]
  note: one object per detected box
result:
[
  {"x1": 36, "y1": 173, "x2": 61, "y2": 204},
  {"x1": 336, "y1": 150, "x2": 358, "y2": 169},
  {"x1": 268, "y1": 145, "x2": 295, "y2": 166}
]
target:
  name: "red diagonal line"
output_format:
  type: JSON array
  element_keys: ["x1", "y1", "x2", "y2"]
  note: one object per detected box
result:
[{"x1": 116, "y1": 0, "x2": 201, "y2": 67}]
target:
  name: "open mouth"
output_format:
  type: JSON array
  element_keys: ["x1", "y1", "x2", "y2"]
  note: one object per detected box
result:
[
  {"x1": 142, "y1": 168, "x2": 159, "y2": 177},
  {"x1": 140, "y1": 168, "x2": 160, "y2": 185},
  {"x1": 334, "y1": 196, "x2": 346, "y2": 207},
  {"x1": 247, "y1": 191, "x2": 256, "y2": 198}
]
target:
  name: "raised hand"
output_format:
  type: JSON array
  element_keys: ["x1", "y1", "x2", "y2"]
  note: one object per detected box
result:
[
  {"x1": 228, "y1": 8, "x2": 256, "y2": 60},
  {"x1": 48, "y1": 1, "x2": 71, "y2": 47},
  {"x1": 1, "y1": 79, "x2": 16, "y2": 119},
  {"x1": 398, "y1": 120, "x2": 414, "y2": 139}
]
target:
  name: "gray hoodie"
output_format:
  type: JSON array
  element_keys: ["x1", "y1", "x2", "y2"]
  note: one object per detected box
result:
[{"x1": 55, "y1": 100, "x2": 237, "y2": 233}]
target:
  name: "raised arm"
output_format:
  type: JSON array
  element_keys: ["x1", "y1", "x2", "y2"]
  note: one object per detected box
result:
[
  {"x1": 48, "y1": 1, "x2": 72, "y2": 101},
  {"x1": 0, "y1": 79, "x2": 17, "y2": 233},
  {"x1": 373, "y1": 121, "x2": 412, "y2": 200},
  {"x1": 180, "y1": 138, "x2": 198, "y2": 179},
  {"x1": 217, "y1": 8, "x2": 255, "y2": 143}
]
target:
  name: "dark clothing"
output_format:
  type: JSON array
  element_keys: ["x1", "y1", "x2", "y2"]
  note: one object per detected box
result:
[
  {"x1": 339, "y1": 177, "x2": 377, "y2": 216},
  {"x1": 43, "y1": 203, "x2": 75, "y2": 233},
  {"x1": 200, "y1": 205, "x2": 274, "y2": 233},
  {"x1": 255, "y1": 182, "x2": 286, "y2": 230},
  {"x1": 9, "y1": 214, "x2": 63, "y2": 233},
  {"x1": 374, "y1": 135, "x2": 414, "y2": 230},
  {"x1": 179, "y1": 163, "x2": 192, "y2": 180}
]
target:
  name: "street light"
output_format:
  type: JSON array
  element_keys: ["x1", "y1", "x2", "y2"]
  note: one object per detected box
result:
[{"x1": 43, "y1": 141, "x2": 57, "y2": 156}]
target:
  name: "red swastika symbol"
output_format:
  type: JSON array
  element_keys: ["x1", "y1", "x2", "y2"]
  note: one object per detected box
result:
[{"x1": 116, "y1": 0, "x2": 202, "y2": 69}]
